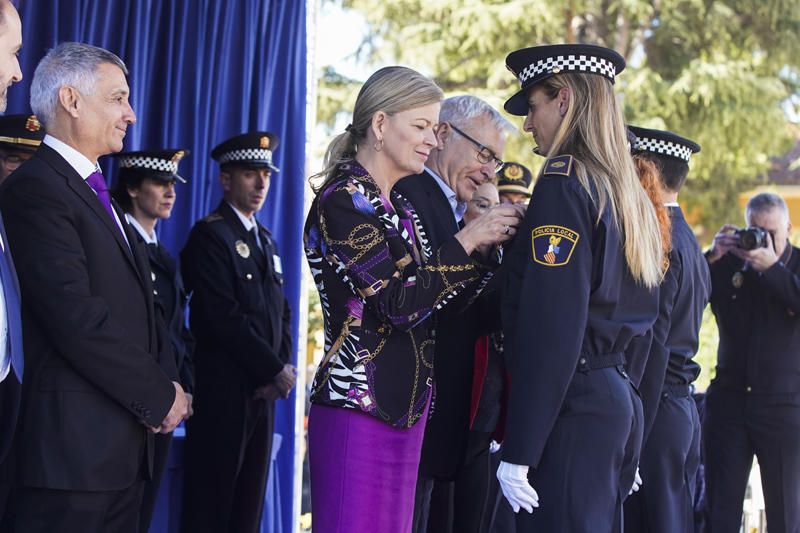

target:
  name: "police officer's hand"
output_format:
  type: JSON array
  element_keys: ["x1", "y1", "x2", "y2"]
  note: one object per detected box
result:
[
  {"x1": 274, "y1": 364, "x2": 298, "y2": 399},
  {"x1": 184, "y1": 393, "x2": 194, "y2": 420},
  {"x1": 253, "y1": 383, "x2": 281, "y2": 401},
  {"x1": 456, "y1": 204, "x2": 525, "y2": 255},
  {"x1": 497, "y1": 461, "x2": 539, "y2": 514},
  {"x1": 629, "y1": 467, "x2": 643, "y2": 495},
  {"x1": 707, "y1": 224, "x2": 739, "y2": 264},
  {"x1": 730, "y1": 231, "x2": 779, "y2": 272},
  {"x1": 158, "y1": 382, "x2": 189, "y2": 434}
]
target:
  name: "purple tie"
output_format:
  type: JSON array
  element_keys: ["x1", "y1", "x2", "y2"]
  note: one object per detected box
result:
[{"x1": 85, "y1": 171, "x2": 118, "y2": 225}]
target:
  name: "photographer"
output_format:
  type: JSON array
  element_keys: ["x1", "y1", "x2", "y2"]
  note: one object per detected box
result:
[{"x1": 703, "y1": 192, "x2": 800, "y2": 532}]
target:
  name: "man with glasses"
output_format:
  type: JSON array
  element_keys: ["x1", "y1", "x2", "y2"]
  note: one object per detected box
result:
[
  {"x1": 0, "y1": 114, "x2": 44, "y2": 184},
  {"x1": 396, "y1": 95, "x2": 518, "y2": 533}
]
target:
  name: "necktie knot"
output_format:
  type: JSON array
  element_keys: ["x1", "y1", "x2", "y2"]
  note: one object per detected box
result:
[{"x1": 86, "y1": 171, "x2": 108, "y2": 193}]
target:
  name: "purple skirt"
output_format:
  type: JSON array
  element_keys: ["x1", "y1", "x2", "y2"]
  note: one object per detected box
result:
[{"x1": 308, "y1": 401, "x2": 430, "y2": 533}]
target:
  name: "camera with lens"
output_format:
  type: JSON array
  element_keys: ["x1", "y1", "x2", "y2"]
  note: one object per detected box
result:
[{"x1": 735, "y1": 226, "x2": 769, "y2": 250}]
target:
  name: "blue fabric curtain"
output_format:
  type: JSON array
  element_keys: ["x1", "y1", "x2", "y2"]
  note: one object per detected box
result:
[{"x1": 8, "y1": 1, "x2": 307, "y2": 531}]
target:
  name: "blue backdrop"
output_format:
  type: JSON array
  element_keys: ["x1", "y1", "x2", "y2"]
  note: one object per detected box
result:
[{"x1": 8, "y1": 1, "x2": 307, "y2": 531}]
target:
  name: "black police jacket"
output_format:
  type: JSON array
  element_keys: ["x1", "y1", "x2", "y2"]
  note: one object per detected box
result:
[{"x1": 709, "y1": 242, "x2": 800, "y2": 394}]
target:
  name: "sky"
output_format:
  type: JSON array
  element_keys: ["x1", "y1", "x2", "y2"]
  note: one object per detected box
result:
[{"x1": 315, "y1": 2, "x2": 371, "y2": 82}]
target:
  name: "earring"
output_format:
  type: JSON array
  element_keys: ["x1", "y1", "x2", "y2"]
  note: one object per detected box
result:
[{"x1": 374, "y1": 138, "x2": 384, "y2": 152}]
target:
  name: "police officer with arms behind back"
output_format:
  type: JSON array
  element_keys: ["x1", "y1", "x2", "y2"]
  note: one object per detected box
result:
[
  {"x1": 497, "y1": 43, "x2": 664, "y2": 531},
  {"x1": 180, "y1": 132, "x2": 296, "y2": 533},
  {"x1": 704, "y1": 192, "x2": 800, "y2": 533}
]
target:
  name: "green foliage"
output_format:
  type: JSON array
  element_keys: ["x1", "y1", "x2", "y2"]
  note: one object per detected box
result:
[{"x1": 317, "y1": 0, "x2": 800, "y2": 238}]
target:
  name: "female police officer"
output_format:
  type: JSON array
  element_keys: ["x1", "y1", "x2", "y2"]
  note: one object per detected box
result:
[{"x1": 496, "y1": 44, "x2": 663, "y2": 531}]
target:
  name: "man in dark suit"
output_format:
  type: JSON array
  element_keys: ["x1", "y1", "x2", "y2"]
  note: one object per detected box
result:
[
  {"x1": 0, "y1": 42, "x2": 187, "y2": 533},
  {"x1": 180, "y1": 132, "x2": 295, "y2": 533},
  {"x1": 397, "y1": 95, "x2": 516, "y2": 533},
  {"x1": 0, "y1": 2, "x2": 30, "y2": 527}
]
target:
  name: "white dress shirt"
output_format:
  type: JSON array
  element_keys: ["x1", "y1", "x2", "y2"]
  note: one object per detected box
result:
[{"x1": 425, "y1": 166, "x2": 466, "y2": 225}]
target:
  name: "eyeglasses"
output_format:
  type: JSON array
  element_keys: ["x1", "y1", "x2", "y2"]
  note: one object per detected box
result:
[{"x1": 447, "y1": 122, "x2": 504, "y2": 172}]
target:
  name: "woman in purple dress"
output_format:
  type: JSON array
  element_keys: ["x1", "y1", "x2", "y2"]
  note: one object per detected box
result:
[{"x1": 304, "y1": 66, "x2": 522, "y2": 532}]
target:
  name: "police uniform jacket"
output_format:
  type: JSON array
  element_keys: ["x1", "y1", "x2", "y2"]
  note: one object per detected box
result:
[
  {"x1": 637, "y1": 206, "x2": 710, "y2": 440},
  {"x1": 709, "y1": 242, "x2": 800, "y2": 394},
  {"x1": 304, "y1": 162, "x2": 485, "y2": 428},
  {"x1": 133, "y1": 232, "x2": 195, "y2": 393},
  {"x1": 501, "y1": 155, "x2": 658, "y2": 467},
  {"x1": 181, "y1": 200, "x2": 292, "y2": 392}
]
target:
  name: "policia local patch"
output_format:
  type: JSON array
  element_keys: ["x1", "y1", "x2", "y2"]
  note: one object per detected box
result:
[{"x1": 532, "y1": 225, "x2": 580, "y2": 267}]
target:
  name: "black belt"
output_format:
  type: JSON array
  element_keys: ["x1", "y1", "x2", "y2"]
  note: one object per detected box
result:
[
  {"x1": 576, "y1": 352, "x2": 626, "y2": 372},
  {"x1": 663, "y1": 383, "x2": 692, "y2": 397}
]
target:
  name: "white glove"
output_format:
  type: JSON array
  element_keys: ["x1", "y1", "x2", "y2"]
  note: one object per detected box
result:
[
  {"x1": 489, "y1": 440, "x2": 501, "y2": 454},
  {"x1": 629, "y1": 467, "x2": 643, "y2": 495},
  {"x1": 497, "y1": 461, "x2": 539, "y2": 513}
]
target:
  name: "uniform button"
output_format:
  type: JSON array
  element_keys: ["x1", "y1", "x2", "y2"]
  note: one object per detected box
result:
[
  {"x1": 746, "y1": 386, "x2": 752, "y2": 392},
  {"x1": 153, "y1": 289, "x2": 158, "y2": 296},
  {"x1": 732, "y1": 294, "x2": 737, "y2": 300},
  {"x1": 246, "y1": 273, "x2": 253, "y2": 280},
  {"x1": 579, "y1": 358, "x2": 586, "y2": 365}
]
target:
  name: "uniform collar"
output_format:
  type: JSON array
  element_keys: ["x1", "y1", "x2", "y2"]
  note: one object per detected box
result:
[
  {"x1": 226, "y1": 202, "x2": 257, "y2": 232},
  {"x1": 124, "y1": 213, "x2": 158, "y2": 244}
]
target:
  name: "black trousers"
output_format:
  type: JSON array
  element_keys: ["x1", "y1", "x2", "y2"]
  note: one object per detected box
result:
[
  {"x1": 702, "y1": 386, "x2": 800, "y2": 533},
  {"x1": 624, "y1": 387, "x2": 700, "y2": 533},
  {"x1": 515, "y1": 366, "x2": 642, "y2": 533},
  {"x1": 181, "y1": 396, "x2": 274, "y2": 533},
  {"x1": 0, "y1": 373, "x2": 21, "y2": 531},
  {"x1": 414, "y1": 430, "x2": 494, "y2": 533},
  {"x1": 138, "y1": 432, "x2": 173, "y2": 533},
  {"x1": 13, "y1": 481, "x2": 145, "y2": 533}
]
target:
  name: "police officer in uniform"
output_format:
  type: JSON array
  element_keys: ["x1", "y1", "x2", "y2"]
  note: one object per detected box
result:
[
  {"x1": 497, "y1": 44, "x2": 664, "y2": 531},
  {"x1": 496, "y1": 161, "x2": 532, "y2": 205},
  {"x1": 109, "y1": 148, "x2": 195, "y2": 533},
  {"x1": 180, "y1": 132, "x2": 296, "y2": 533},
  {"x1": 704, "y1": 191, "x2": 800, "y2": 532},
  {"x1": 0, "y1": 113, "x2": 44, "y2": 183},
  {"x1": 623, "y1": 127, "x2": 710, "y2": 533}
]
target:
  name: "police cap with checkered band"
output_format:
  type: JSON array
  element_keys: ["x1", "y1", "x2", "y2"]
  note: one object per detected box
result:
[
  {"x1": 0, "y1": 114, "x2": 45, "y2": 153},
  {"x1": 628, "y1": 126, "x2": 700, "y2": 163},
  {"x1": 211, "y1": 132, "x2": 280, "y2": 172},
  {"x1": 504, "y1": 44, "x2": 626, "y2": 116},
  {"x1": 111, "y1": 148, "x2": 189, "y2": 184}
]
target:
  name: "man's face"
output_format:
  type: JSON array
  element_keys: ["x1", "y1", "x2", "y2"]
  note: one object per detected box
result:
[
  {"x1": 0, "y1": 147, "x2": 32, "y2": 182},
  {"x1": 0, "y1": 4, "x2": 23, "y2": 113},
  {"x1": 76, "y1": 62, "x2": 136, "y2": 158},
  {"x1": 748, "y1": 207, "x2": 791, "y2": 258},
  {"x1": 221, "y1": 166, "x2": 271, "y2": 218},
  {"x1": 436, "y1": 115, "x2": 505, "y2": 203},
  {"x1": 499, "y1": 191, "x2": 530, "y2": 205},
  {"x1": 129, "y1": 177, "x2": 176, "y2": 221}
]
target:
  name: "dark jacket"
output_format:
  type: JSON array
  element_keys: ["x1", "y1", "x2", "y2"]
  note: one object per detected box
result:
[
  {"x1": 0, "y1": 144, "x2": 175, "y2": 491},
  {"x1": 304, "y1": 162, "x2": 485, "y2": 428}
]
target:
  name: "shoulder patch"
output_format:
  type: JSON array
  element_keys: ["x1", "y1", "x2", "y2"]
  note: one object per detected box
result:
[
  {"x1": 201, "y1": 213, "x2": 223, "y2": 223},
  {"x1": 531, "y1": 225, "x2": 580, "y2": 266},
  {"x1": 542, "y1": 155, "x2": 573, "y2": 177}
]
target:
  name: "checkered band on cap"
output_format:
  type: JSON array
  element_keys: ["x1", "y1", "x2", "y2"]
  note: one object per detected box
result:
[
  {"x1": 634, "y1": 137, "x2": 694, "y2": 162},
  {"x1": 118, "y1": 156, "x2": 179, "y2": 174},
  {"x1": 518, "y1": 54, "x2": 617, "y2": 84},
  {"x1": 218, "y1": 148, "x2": 274, "y2": 165}
]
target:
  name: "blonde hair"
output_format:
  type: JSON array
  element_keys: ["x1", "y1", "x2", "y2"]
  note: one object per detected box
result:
[
  {"x1": 310, "y1": 66, "x2": 443, "y2": 193},
  {"x1": 538, "y1": 73, "x2": 663, "y2": 287}
]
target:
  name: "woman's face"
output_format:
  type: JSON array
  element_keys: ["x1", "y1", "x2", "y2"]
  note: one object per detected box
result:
[
  {"x1": 129, "y1": 177, "x2": 176, "y2": 221},
  {"x1": 522, "y1": 85, "x2": 566, "y2": 156},
  {"x1": 379, "y1": 102, "x2": 440, "y2": 178},
  {"x1": 464, "y1": 182, "x2": 500, "y2": 224}
]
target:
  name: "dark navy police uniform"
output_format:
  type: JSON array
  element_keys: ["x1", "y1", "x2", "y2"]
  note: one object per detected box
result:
[
  {"x1": 501, "y1": 155, "x2": 657, "y2": 531},
  {"x1": 703, "y1": 243, "x2": 800, "y2": 532}
]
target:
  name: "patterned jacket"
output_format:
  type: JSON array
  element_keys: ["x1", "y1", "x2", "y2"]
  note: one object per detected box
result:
[{"x1": 304, "y1": 162, "x2": 484, "y2": 428}]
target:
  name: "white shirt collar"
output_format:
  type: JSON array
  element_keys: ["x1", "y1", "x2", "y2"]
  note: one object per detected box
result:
[
  {"x1": 425, "y1": 166, "x2": 466, "y2": 223},
  {"x1": 227, "y1": 202, "x2": 257, "y2": 232},
  {"x1": 124, "y1": 213, "x2": 158, "y2": 244},
  {"x1": 43, "y1": 134, "x2": 97, "y2": 179}
]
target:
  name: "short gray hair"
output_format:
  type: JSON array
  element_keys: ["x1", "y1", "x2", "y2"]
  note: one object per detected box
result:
[
  {"x1": 439, "y1": 95, "x2": 515, "y2": 134},
  {"x1": 745, "y1": 192, "x2": 789, "y2": 224},
  {"x1": 30, "y1": 42, "x2": 128, "y2": 128}
]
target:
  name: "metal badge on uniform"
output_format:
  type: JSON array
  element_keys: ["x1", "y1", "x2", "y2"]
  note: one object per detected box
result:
[
  {"x1": 732, "y1": 271, "x2": 744, "y2": 289},
  {"x1": 531, "y1": 225, "x2": 580, "y2": 266},
  {"x1": 235, "y1": 240, "x2": 251, "y2": 259},
  {"x1": 272, "y1": 254, "x2": 283, "y2": 274}
]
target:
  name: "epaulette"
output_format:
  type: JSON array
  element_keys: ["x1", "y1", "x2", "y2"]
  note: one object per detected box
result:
[
  {"x1": 201, "y1": 213, "x2": 224, "y2": 223},
  {"x1": 542, "y1": 155, "x2": 573, "y2": 177}
]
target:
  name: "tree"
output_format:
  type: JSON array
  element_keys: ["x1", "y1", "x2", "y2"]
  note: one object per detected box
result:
[{"x1": 318, "y1": 0, "x2": 800, "y2": 241}]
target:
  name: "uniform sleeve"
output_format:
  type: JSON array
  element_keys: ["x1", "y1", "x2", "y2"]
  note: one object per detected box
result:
[
  {"x1": 181, "y1": 224, "x2": 285, "y2": 385},
  {"x1": 759, "y1": 258, "x2": 800, "y2": 314},
  {"x1": 501, "y1": 176, "x2": 593, "y2": 468},
  {"x1": 319, "y1": 184, "x2": 481, "y2": 331}
]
